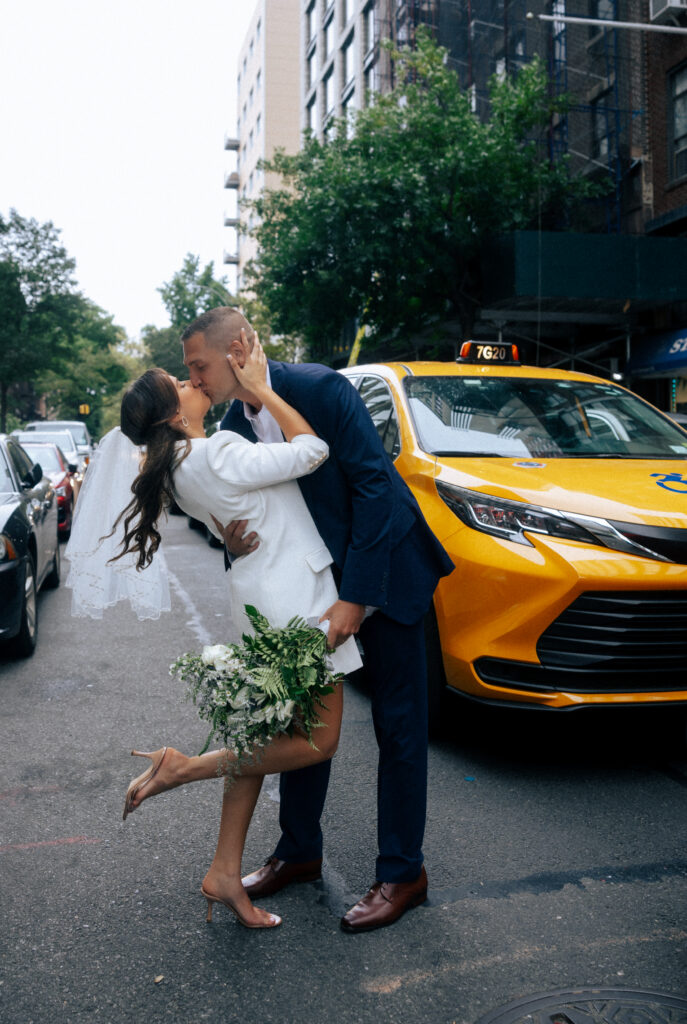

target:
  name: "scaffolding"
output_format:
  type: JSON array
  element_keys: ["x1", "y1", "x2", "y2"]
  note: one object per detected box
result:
[{"x1": 377, "y1": 0, "x2": 648, "y2": 235}]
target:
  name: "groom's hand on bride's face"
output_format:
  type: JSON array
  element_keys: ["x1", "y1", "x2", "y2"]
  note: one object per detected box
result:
[{"x1": 212, "y1": 516, "x2": 260, "y2": 556}]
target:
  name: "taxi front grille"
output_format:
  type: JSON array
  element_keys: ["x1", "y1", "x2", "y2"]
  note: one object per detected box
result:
[{"x1": 475, "y1": 590, "x2": 687, "y2": 694}]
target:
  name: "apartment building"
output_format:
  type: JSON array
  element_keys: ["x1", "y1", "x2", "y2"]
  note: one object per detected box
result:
[
  {"x1": 225, "y1": 0, "x2": 301, "y2": 291},
  {"x1": 302, "y1": 0, "x2": 382, "y2": 137}
]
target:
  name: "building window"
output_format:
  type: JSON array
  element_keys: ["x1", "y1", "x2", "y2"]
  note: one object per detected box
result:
[
  {"x1": 308, "y1": 48, "x2": 318, "y2": 90},
  {"x1": 364, "y1": 63, "x2": 376, "y2": 101},
  {"x1": 670, "y1": 65, "x2": 687, "y2": 181},
  {"x1": 256, "y1": 69, "x2": 262, "y2": 92},
  {"x1": 342, "y1": 92, "x2": 357, "y2": 137},
  {"x1": 364, "y1": 5, "x2": 375, "y2": 55},
  {"x1": 325, "y1": 15, "x2": 335, "y2": 57},
  {"x1": 256, "y1": 18, "x2": 261, "y2": 42},
  {"x1": 343, "y1": 0, "x2": 355, "y2": 28},
  {"x1": 324, "y1": 69, "x2": 335, "y2": 117},
  {"x1": 306, "y1": 96, "x2": 317, "y2": 133},
  {"x1": 591, "y1": 93, "x2": 611, "y2": 161},
  {"x1": 589, "y1": 0, "x2": 614, "y2": 35},
  {"x1": 343, "y1": 34, "x2": 355, "y2": 88},
  {"x1": 306, "y1": 2, "x2": 317, "y2": 44},
  {"x1": 256, "y1": 112, "x2": 261, "y2": 136}
]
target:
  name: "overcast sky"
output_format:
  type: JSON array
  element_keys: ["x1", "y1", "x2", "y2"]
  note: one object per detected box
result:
[{"x1": 0, "y1": 0, "x2": 255, "y2": 339}]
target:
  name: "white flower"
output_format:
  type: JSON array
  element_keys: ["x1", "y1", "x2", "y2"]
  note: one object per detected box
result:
[
  {"x1": 229, "y1": 686, "x2": 251, "y2": 710},
  {"x1": 201, "y1": 644, "x2": 241, "y2": 672},
  {"x1": 276, "y1": 700, "x2": 296, "y2": 724}
]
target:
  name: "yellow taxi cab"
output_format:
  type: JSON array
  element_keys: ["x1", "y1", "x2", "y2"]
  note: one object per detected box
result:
[{"x1": 340, "y1": 343, "x2": 687, "y2": 726}]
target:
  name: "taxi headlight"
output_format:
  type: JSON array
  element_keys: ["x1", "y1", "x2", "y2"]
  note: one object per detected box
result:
[{"x1": 436, "y1": 482, "x2": 603, "y2": 548}]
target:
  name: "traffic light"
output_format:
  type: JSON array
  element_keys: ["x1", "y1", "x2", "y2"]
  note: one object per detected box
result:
[{"x1": 79, "y1": 403, "x2": 90, "y2": 415}]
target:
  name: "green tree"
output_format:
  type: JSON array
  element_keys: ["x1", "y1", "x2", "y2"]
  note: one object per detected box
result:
[
  {"x1": 248, "y1": 33, "x2": 603, "y2": 362},
  {"x1": 35, "y1": 297, "x2": 128, "y2": 439},
  {"x1": 0, "y1": 211, "x2": 83, "y2": 431},
  {"x1": 0, "y1": 260, "x2": 28, "y2": 431},
  {"x1": 144, "y1": 255, "x2": 237, "y2": 378},
  {"x1": 237, "y1": 291, "x2": 304, "y2": 363},
  {"x1": 140, "y1": 323, "x2": 185, "y2": 378},
  {"x1": 159, "y1": 254, "x2": 234, "y2": 329},
  {"x1": 0, "y1": 210, "x2": 129, "y2": 434}
]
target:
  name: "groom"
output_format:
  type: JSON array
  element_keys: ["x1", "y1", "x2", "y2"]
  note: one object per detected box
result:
[{"x1": 182, "y1": 307, "x2": 454, "y2": 932}]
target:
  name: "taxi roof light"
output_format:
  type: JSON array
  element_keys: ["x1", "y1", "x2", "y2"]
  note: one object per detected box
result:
[{"x1": 457, "y1": 341, "x2": 520, "y2": 365}]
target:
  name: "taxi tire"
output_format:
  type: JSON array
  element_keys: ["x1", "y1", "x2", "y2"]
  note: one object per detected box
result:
[{"x1": 424, "y1": 606, "x2": 448, "y2": 736}]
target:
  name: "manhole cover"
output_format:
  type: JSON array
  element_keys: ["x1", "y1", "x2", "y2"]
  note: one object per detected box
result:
[{"x1": 474, "y1": 987, "x2": 687, "y2": 1024}]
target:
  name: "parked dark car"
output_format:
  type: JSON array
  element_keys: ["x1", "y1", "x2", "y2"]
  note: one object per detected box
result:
[
  {"x1": 16, "y1": 440, "x2": 77, "y2": 538},
  {"x1": 0, "y1": 435, "x2": 61, "y2": 656}
]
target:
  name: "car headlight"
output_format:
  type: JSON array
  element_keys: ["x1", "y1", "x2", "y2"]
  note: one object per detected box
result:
[
  {"x1": 0, "y1": 535, "x2": 17, "y2": 561},
  {"x1": 435, "y1": 480, "x2": 667, "y2": 560},
  {"x1": 436, "y1": 481, "x2": 598, "y2": 546}
]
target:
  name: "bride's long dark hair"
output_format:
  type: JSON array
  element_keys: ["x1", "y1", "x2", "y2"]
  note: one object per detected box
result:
[{"x1": 112, "y1": 368, "x2": 190, "y2": 570}]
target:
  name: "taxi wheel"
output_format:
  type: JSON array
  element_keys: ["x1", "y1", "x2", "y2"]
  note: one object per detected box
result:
[{"x1": 424, "y1": 606, "x2": 448, "y2": 735}]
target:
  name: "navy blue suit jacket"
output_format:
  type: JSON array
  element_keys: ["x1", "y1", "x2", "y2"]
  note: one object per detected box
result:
[{"x1": 220, "y1": 360, "x2": 454, "y2": 625}]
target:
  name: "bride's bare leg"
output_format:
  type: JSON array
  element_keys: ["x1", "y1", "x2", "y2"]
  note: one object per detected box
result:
[
  {"x1": 199, "y1": 684, "x2": 343, "y2": 924},
  {"x1": 128, "y1": 683, "x2": 343, "y2": 809},
  {"x1": 201, "y1": 775, "x2": 278, "y2": 926}
]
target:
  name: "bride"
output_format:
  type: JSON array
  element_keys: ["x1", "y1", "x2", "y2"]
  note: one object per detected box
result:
[{"x1": 66, "y1": 339, "x2": 361, "y2": 929}]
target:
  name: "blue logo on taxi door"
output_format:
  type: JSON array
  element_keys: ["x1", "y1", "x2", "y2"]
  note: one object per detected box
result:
[{"x1": 651, "y1": 472, "x2": 687, "y2": 493}]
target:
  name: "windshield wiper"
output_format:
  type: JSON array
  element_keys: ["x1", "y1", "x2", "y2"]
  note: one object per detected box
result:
[{"x1": 429, "y1": 450, "x2": 502, "y2": 457}]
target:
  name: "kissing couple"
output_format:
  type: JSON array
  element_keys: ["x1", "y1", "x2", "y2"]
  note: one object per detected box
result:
[{"x1": 66, "y1": 306, "x2": 453, "y2": 932}]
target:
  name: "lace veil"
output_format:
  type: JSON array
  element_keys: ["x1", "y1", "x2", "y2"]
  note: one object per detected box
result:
[{"x1": 64, "y1": 427, "x2": 171, "y2": 620}]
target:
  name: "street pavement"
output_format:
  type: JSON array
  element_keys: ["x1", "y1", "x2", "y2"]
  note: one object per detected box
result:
[{"x1": 1, "y1": 513, "x2": 686, "y2": 1024}]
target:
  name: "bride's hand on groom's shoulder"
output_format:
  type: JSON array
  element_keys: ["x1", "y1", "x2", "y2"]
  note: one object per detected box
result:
[{"x1": 227, "y1": 330, "x2": 267, "y2": 392}]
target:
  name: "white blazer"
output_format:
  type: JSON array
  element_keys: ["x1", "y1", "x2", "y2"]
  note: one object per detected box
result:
[{"x1": 171, "y1": 431, "x2": 362, "y2": 675}]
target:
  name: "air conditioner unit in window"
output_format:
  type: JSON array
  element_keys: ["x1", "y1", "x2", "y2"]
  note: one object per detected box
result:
[{"x1": 650, "y1": 0, "x2": 687, "y2": 23}]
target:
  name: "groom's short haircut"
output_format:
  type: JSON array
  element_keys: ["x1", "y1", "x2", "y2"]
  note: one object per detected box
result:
[{"x1": 180, "y1": 307, "x2": 254, "y2": 350}]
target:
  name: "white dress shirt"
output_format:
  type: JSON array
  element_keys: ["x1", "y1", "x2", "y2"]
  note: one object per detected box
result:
[{"x1": 242, "y1": 367, "x2": 283, "y2": 442}]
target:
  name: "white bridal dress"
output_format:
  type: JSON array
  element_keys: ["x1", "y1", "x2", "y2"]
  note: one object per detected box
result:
[{"x1": 171, "y1": 431, "x2": 362, "y2": 676}]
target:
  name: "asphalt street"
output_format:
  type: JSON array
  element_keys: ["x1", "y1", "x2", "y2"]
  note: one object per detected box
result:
[{"x1": 1, "y1": 513, "x2": 686, "y2": 1024}]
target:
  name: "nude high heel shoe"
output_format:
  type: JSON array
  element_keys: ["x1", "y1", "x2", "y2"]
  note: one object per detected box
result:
[
  {"x1": 122, "y1": 747, "x2": 169, "y2": 820},
  {"x1": 200, "y1": 885, "x2": 282, "y2": 929}
]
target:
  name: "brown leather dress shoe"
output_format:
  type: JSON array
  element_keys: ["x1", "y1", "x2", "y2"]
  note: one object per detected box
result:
[
  {"x1": 340, "y1": 866, "x2": 428, "y2": 933},
  {"x1": 241, "y1": 856, "x2": 323, "y2": 899}
]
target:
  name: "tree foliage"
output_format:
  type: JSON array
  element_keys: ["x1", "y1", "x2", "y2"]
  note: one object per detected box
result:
[
  {"x1": 248, "y1": 33, "x2": 603, "y2": 362},
  {"x1": 142, "y1": 254, "x2": 237, "y2": 379},
  {"x1": 159, "y1": 254, "x2": 234, "y2": 329},
  {"x1": 0, "y1": 209, "x2": 127, "y2": 434}
]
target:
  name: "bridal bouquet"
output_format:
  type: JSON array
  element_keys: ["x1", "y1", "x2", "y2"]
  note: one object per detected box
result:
[{"x1": 170, "y1": 605, "x2": 340, "y2": 762}]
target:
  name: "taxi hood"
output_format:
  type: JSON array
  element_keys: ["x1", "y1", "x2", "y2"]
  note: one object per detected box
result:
[{"x1": 435, "y1": 457, "x2": 687, "y2": 528}]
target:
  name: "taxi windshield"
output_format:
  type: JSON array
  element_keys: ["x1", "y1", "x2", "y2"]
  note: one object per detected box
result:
[{"x1": 404, "y1": 376, "x2": 687, "y2": 459}]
